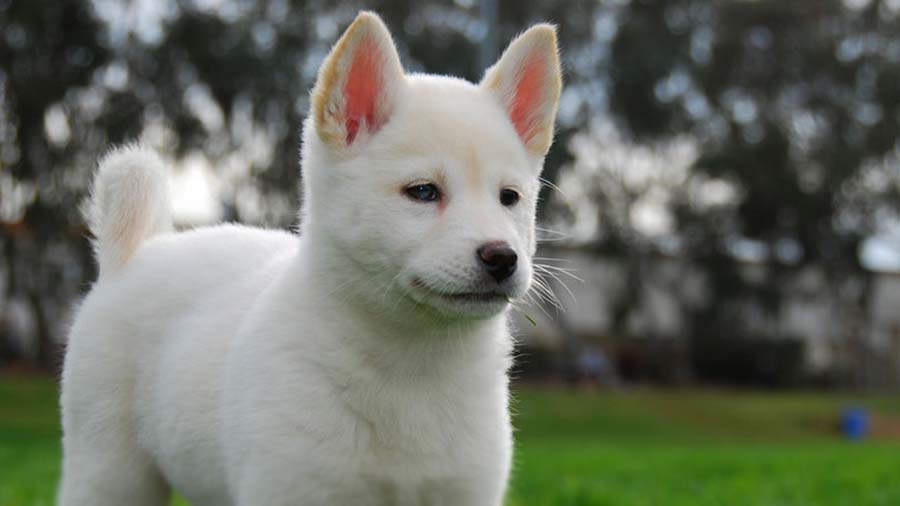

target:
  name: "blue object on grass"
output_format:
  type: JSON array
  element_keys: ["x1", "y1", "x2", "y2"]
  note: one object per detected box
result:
[{"x1": 840, "y1": 408, "x2": 870, "y2": 440}]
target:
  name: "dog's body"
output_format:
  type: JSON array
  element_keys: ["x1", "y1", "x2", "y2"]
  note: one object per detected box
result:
[{"x1": 58, "y1": 13, "x2": 561, "y2": 506}]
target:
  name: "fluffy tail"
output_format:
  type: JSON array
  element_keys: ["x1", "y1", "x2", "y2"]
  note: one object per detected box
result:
[{"x1": 86, "y1": 145, "x2": 172, "y2": 275}]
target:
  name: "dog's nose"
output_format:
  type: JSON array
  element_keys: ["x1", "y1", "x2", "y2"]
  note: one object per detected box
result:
[{"x1": 477, "y1": 241, "x2": 518, "y2": 282}]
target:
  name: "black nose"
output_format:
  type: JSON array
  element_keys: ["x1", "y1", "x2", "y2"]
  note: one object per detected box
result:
[{"x1": 477, "y1": 241, "x2": 518, "y2": 282}]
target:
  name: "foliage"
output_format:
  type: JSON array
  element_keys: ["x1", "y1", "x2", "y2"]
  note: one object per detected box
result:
[
  {"x1": 549, "y1": 0, "x2": 900, "y2": 386},
  {"x1": 3, "y1": 1, "x2": 900, "y2": 385}
]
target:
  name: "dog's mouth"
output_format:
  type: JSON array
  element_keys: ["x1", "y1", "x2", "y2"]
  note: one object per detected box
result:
[
  {"x1": 409, "y1": 278, "x2": 510, "y2": 306},
  {"x1": 433, "y1": 290, "x2": 507, "y2": 303}
]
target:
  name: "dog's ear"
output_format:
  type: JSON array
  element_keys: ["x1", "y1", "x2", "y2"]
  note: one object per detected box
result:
[
  {"x1": 311, "y1": 12, "x2": 404, "y2": 149},
  {"x1": 481, "y1": 24, "x2": 562, "y2": 158}
]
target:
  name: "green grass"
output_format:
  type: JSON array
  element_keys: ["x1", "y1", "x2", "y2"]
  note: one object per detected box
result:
[
  {"x1": 2, "y1": 377, "x2": 899, "y2": 505},
  {"x1": 0, "y1": 377, "x2": 60, "y2": 506},
  {"x1": 507, "y1": 389, "x2": 900, "y2": 505}
]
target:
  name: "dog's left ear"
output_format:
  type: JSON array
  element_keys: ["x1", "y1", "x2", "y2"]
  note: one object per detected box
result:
[
  {"x1": 481, "y1": 24, "x2": 562, "y2": 158},
  {"x1": 311, "y1": 12, "x2": 405, "y2": 150}
]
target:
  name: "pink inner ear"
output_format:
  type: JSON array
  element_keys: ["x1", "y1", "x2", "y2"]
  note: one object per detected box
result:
[
  {"x1": 343, "y1": 37, "x2": 384, "y2": 145},
  {"x1": 509, "y1": 55, "x2": 546, "y2": 146}
]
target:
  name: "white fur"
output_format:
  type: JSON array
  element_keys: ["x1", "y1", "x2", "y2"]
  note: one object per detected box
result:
[
  {"x1": 59, "y1": 12, "x2": 561, "y2": 506},
  {"x1": 86, "y1": 145, "x2": 173, "y2": 271}
]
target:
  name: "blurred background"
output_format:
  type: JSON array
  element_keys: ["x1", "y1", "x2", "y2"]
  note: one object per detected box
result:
[{"x1": 2, "y1": 0, "x2": 900, "y2": 505}]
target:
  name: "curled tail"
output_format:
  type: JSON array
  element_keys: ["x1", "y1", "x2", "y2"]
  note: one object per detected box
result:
[{"x1": 87, "y1": 145, "x2": 172, "y2": 275}]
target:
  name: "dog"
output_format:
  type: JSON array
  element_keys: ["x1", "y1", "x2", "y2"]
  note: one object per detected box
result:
[{"x1": 58, "y1": 11, "x2": 561, "y2": 506}]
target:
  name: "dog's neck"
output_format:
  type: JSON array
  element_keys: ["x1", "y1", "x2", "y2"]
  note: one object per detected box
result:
[
  {"x1": 283, "y1": 235, "x2": 512, "y2": 453},
  {"x1": 285, "y1": 230, "x2": 513, "y2": 381}
]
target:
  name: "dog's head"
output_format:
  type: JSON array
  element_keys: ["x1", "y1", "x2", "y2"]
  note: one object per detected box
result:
[{"x1": 301, "y1": 12, "x2": 561, "y2": 321}]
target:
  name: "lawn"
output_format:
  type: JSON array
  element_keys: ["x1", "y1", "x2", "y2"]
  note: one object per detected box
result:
[{"x1": 2, "y1": 377, "x2": 899, "y2": 505}]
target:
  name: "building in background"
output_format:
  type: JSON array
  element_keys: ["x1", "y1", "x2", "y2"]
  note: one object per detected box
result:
[{"x1": 514, "y1": 245, "x2": 900, "y2": 388}]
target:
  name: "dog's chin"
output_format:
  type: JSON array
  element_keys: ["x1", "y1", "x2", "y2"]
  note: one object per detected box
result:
[{"x1": 404, "y1": 279, "x2": 514, "y2": 319}]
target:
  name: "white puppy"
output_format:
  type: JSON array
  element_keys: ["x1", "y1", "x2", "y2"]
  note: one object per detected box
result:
[{"x1": 58, "y1": 11, "x2": 561, "y2": 506}]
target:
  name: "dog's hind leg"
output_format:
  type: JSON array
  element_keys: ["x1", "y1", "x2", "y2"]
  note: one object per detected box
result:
[
  {"x1": 56, "y1": 432, "x2": 170, "y2": 506},
  {"x1": 57, "y1": 326, "x2": 171, "y2": 506}
]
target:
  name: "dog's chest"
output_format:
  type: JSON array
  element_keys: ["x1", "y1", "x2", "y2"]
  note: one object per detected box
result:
[
  {"x1": 329, "y1": 382, "x2": 507, "y2": 505},
  {"x1": 347, "y1": 379, "x2": 497, "y2": 459}
]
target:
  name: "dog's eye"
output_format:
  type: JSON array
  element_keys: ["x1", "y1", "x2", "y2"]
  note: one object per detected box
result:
[
  {"x1": 405, "y1": 183, "x2": 441, "y2": 203},
  {"x1": 499, "y1": 188, "x2": 520, "y2": 207}
]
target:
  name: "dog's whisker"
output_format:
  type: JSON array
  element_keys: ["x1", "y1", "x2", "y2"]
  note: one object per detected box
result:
[
  {"x1": 534, "y1": 264, "x2": 583, "y2": 283},
  {"x1": 538, "y1": 177, "x2": 567, "y2": 198}
]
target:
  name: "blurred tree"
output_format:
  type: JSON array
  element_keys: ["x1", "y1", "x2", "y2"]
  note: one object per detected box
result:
[
  {"x1": 550, "y1": 0, "x2": 900, "y2": 386},
  {"x1": 3, "y1": 0, "x2": 899, "y2": 387},
  {"x1": 1, "y1": 0, "x2": 109, "y2": 369}
]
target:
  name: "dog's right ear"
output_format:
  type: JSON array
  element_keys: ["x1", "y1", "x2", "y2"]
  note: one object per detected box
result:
[{"x1": 311, "y1": 12, "x2": 405, "y2": 151}]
